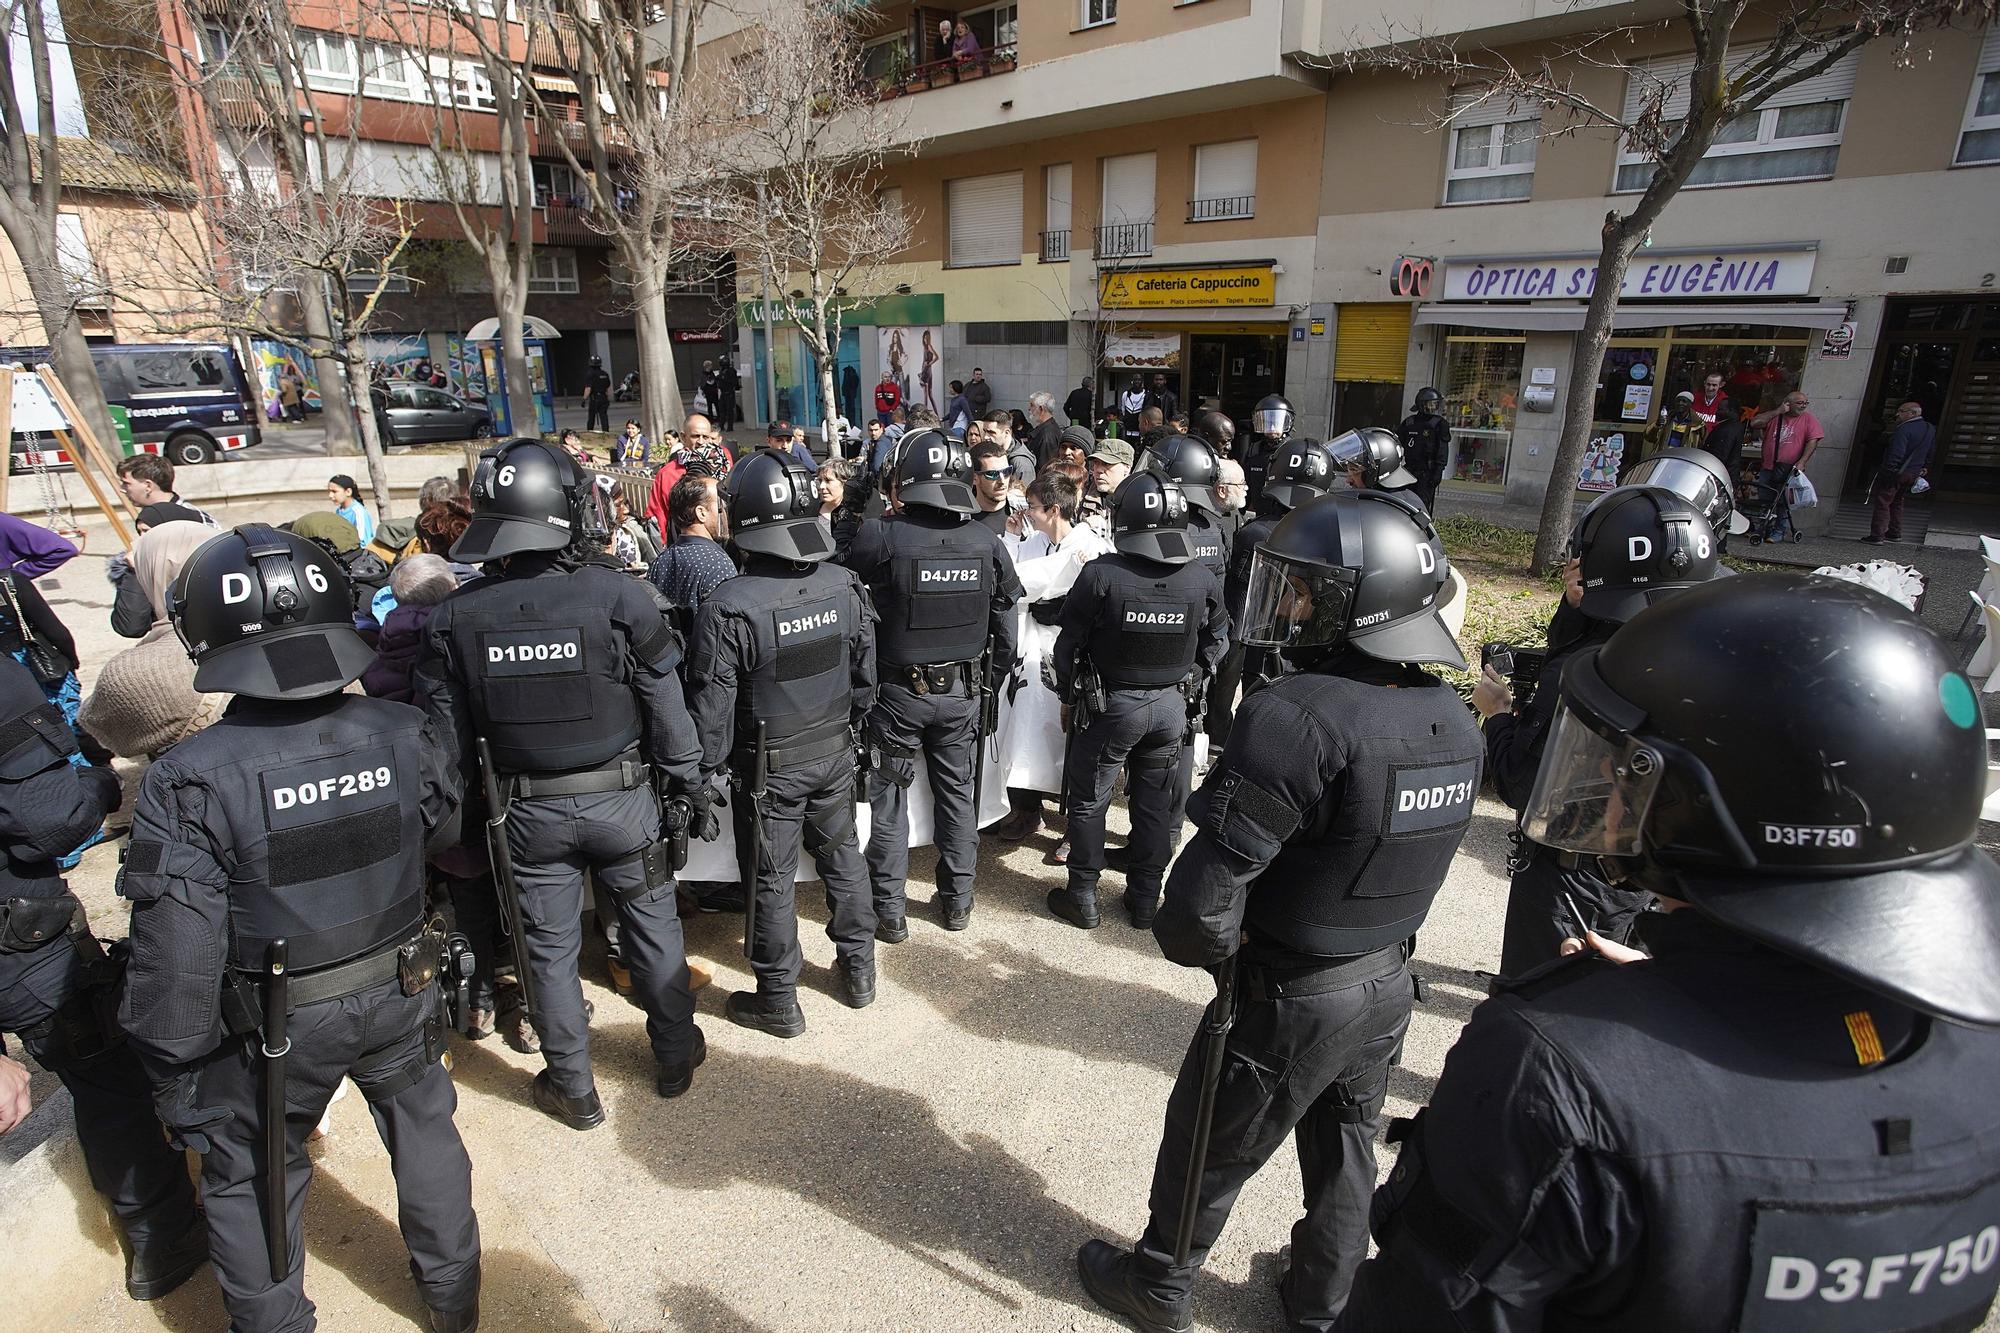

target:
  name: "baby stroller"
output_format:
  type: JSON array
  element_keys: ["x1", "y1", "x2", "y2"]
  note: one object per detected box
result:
[{"x1": 1739, "y1": 471, "x2": 1801, "y2": 545}]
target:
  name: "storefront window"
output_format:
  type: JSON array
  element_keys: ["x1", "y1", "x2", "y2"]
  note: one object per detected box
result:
[{"x1": 1441, "y1": 335, "x2": 1523, "y2": 489}]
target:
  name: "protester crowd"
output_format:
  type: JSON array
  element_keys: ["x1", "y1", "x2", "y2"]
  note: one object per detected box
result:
[{"x1": 0, "y1": 365, "x2": 1991, "y2": 1333}]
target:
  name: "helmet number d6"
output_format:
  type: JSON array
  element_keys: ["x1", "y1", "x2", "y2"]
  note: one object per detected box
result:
[
  {"x1": 497, "y1": 464, "x2": 517, "y2": 487},
  {"x1": 305, "y1": 564, "x2": 328, "y2": 594}
]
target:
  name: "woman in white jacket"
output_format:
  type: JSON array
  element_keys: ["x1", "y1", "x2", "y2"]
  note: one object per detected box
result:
[{"x1": 988, "y1": 470, "x2": 1110, "y2": 853}]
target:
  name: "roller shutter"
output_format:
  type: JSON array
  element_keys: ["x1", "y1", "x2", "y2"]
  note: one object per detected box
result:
[{"x1": 1334, "y1": 302, "x2": 1412, "y2": 383}]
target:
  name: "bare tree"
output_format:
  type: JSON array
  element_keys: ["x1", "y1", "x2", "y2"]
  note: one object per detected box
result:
[
  {"x1": 706, "y1": 0, "x2": 917, "y2": 433},
  {"x1": 1340, "y1": 1, "x2": 1993, "y2": 573},
  {"x1": 519, "y1": 0, "x2": 708, "y2": 444},
  {"x1": 0, "y1": 0, "x2": 121, "y2": 448}
]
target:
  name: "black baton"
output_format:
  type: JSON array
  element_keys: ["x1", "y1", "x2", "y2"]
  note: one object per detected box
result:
[
  {"x1": 744, "y1": 720, "x2": 768, "y2": 961},
  {"x1": 1174, "y1": 953, "x2": 1239, "y2": 1267},
  {"x1": 262, "y1": 938, "x2": 291, "y2": 1284},
  {"x1": 477, "y1": 737, "x2": 539, "y2": 1025}
]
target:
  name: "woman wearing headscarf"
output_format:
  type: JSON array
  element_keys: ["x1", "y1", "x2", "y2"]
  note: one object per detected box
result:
[{"x1": 77, "y1": 522, "x2": 229, "y2": 827}]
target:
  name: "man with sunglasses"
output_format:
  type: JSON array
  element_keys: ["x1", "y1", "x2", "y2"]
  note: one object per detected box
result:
[
  {"x1": 1340, "y1": 575, "x2": 2000, "y2": 1333},
  {"x1": 968, "y1": 439, "x2": 1017, "y2": 539}
]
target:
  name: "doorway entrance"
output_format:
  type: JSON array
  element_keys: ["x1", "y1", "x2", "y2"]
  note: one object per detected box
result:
[
  {"x1": 1187, "y1": 332, "x2": 1286, "y2": 427},
  {"x1": 1848, "y1": 297, "x2": 2000, "y2": 499}
]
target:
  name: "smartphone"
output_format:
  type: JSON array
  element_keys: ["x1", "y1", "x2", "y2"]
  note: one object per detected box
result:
[
  {"x1": 1481, "y1": 643, "x2": 1515, "y2": 677},
  {"x1": 1007, "y1": 491, "x2": 1028, "y2": 514}
]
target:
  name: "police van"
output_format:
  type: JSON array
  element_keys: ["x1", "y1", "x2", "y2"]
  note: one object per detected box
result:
[{"x1": 3, "y1": 342, "x2": 263, "y2": 468}]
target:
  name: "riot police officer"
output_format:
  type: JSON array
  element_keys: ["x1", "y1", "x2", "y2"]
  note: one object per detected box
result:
[
  {"x1": 1077, "y1": 489, "x2": 1480, "y2": 1332},
  {"x1": 1240, "y1": 393, "x2": 1294, "y2": 505},
  {"x1": 687, "y1": 452, "x2": 879, "y2": 1034},
  {"x1": 1339, "y1": 574, "x2": 2000, "y2": 1331},
  {"x1": 1473, "y1": 485, "x2": 1723, "y2": 977},
  {"x1": 1049, "y1": 474, "x2": 1228, "y2": 930},
  {"x1": 1138, "y1": 433, "x2": 1230, "y2": 592},
  {"x1": 1224, "y1": 436, "x2": 1335, "y2": 721},
  {"x1": 120, "y1": 526, "x2": 479, "y2": 1332},
  {"x1": 1397, "y1": 386, "x2": 1452, "y2": 511},
  {"x1": 417, "y1": 437, "x2": 710, "y2": 1127},
  {"x1": 1624, "y1": 446, "x2": 1753, "y2": 546},
  {"x1": 838, "y1": 428, "x2": 1019, "y2": 933},
  {"x1": 0, "y1": 656, "x2": 207, "y2": 1302},
  {"x1": 1329, "y1": 426, "x2": 1425, "y2": 509}
]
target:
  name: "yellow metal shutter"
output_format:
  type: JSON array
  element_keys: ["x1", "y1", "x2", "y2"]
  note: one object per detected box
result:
[{"x1": 1334, "y1": 303, "x2": 1413, "y2": 382}]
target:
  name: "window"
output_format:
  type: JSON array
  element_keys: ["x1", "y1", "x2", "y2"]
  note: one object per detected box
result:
[
  {"x1": 878, "y1": 185, "x2": 907, "y2": 250},
  {"x1": 199, "y1": 24, "x2": 230, "y2": 65},
  {"x1": 1098, "y1": 151, "x2": 1153, "y2": 256},
  {"x1": 1442, "y1": 89, "x2": 1538, "y2": 204},
  {"x1": 1438, "y1": 335, "x2": 1524, "y2": 490},
  {"x1": 430, "y1": 56, "x2": 495, "y2": 111},
  {"x1": 966, "y1": 3, "x2": 1017, "y2": 50},
  {"x1": 1190, "y1": 139, "x2": 1256, "y2": 220},
  {"x1": 1081, "y1": 0, "x2": 1115, "y2": 28},
  {"x1": 946, "y1": 171, "x2": 1023, "y2": 268},
  {"x1": 1614, "y1": 50, "x2": 1857, "y2": 191},
  {"x1": 862, "y1": 34, "x2": 909, "y2": 82},
  {"x1": 54, "y1": 213, "x2": 102, "y2": 302},
  {"x1": 129, "y1": 350, "x2": 226, "y2": 391},
  {"x1": 298, "y1": 33, "x2": 357, "y2": 92},
  {"x1": 1956, "y1": 28, "x2": 2000, "y2": 166},
  {"x1": 344, "y1": 267, "x2": 412, "y2": 293},
  {"x1": 363, "y1": 45, "x2": 428, "y2": 101},
  {"x1": 533, "y1": 161, "x2": 583, "y2": 208},
  {"x1": 667, "y1": 257, "x2": 718, "y2": 295},
  {"x1": 529, "y1": 249, "x2": 579, "y2": 294},
  {"x1": 1042, "y1": 162, "x2": 1071, "y2": 260}
]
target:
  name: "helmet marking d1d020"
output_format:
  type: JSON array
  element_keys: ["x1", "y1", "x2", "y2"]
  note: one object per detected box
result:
[
  {"x1": 1524, "y1": 573, "x2": 2000, "y2": 1028},
  {"x1": 169, "y1": 524, "x2": 375, "y2": 700},
  {"x1": 726, "y1": 449, "x2": 833, "y2": 563},
  {"x1": 1109, "y1": 472, "x2": 1194, "y2": 565},
  {"x1": 1238, "y1": 489, "x2": 1462, "y2": 668}
]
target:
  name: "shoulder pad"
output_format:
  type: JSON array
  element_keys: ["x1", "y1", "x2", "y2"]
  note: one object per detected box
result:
[
  {"x1": 0, "y1": 701, "x2": 79, "y2": 778},
  {"x1": 1490, "y1": 950, "x2": 1614, "y2": 1001}
]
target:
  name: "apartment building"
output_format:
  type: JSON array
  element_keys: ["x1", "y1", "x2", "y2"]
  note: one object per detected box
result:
[
  {"x1": 167, "y1": 0, "x2": 732, "y2": 401},
  {"x1": 717, "y1": 0, "x2": 1999, "y2": 532}
]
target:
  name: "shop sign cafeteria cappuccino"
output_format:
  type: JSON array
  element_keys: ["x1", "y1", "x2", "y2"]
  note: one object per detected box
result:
[
  {"x1": 1100, "y1": 263, "x2": 1277, "y2": 310},
  {"x1": 1440, "y1": 246, "x2": 1817, "y2": 302}
]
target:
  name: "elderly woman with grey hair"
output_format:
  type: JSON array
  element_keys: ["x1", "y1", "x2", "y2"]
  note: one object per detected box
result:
[{"x1": 359, "y1": 554, "x2": 460, "y2": 703}]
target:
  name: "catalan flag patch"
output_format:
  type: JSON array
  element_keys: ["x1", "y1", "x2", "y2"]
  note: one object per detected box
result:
[{"x1": 1844, "y1": 1010, "x2": 1886, "y2": 1066}]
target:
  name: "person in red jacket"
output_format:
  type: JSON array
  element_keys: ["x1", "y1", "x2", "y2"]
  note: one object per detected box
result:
[
  {"x1": 645, "y1": 414, "x2": 734, "y2": 539},
  {"x1": 874, "y1": 375, "x2": 901, "y2": 425}
]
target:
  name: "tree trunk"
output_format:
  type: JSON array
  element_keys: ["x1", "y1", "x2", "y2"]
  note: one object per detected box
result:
[
  {"x1": 348, "y1": 357, "x2": 396, "y2": 519},
  {"x1": 1531, "y1": 219, "x2": 1644, "y2": 575},
  {"x1": 497, "y1": 281, "x2": 537, "y2": 436},
  {"x1": 631, "y1": 273, "x2": 682, "y2": 445},
  {"x1": 808, "y1": 311, "x2": 840, "y2": 454},
  {"x1": 298, "y1": 272, "x2": 357, "y2": 455}
]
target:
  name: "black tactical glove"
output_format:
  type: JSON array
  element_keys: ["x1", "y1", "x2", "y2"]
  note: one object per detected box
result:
[
  {"x1": 676, "y1": 784, "x2": 721, "y2": 842},
  {"x1": 83, "y1": 764, "x2": 122, "y2": 816}
]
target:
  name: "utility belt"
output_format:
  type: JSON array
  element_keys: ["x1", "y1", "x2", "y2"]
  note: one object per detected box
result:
[
  {"x1": 0, "y1": 891, "x2": 82, "y2": 954},
  {"x1": 507, "y1": 748, "x2": 650, "y2": 799},
  {"x1": 889, "y1": 660, "x2": 975, "y2": 697},
  {"x1": 1239, "y1": 943, "x2": 1405, "y2": 1003},
  {"x1": 221, "y1": 923, "x2": 461, "y2": 1034},
  {"x1": 731, "y1": 718, "x2": 852, "y2": 777}
]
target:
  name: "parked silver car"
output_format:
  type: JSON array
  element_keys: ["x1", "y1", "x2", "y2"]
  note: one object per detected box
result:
[{"x1": 383, "y1": 384, "x2": 493, "y2": 445}]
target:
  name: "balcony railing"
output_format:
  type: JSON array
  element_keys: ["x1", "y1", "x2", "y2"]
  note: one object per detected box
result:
[
  {"x1": 1039, "y1": 229, "x2": 1069, "y2": 263},
  {"x1": 542, "y1": 198, "x2": 601, "y2": 246},
  {"x1": 868, "y1": 43, "x2": 1018, "y2": 101},
  {"x1": 1094, "y1": 221, "x2": 1153, "y2": 259},
  {"x1": 532, "y1": 115, "x2": 632, "y2": 161},
  {"x1": 1188, "y1": 194, "x2": 1254, "y2": 222}
]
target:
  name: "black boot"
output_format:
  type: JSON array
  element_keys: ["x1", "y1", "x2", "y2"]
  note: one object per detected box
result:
[
  {"x1": 939, "y1": 899, "x2": 972, "y2": 931},
  {"x1": 427, "y1": 1299, "x2": 480, "y2": 1332},
  {"x1": 126, "y1": 1212, "x2": 209, "y2": 1301},
  {"x1": 531, "y1": 1072, "x2": 605, "y2": 1130},
  {"x1": 1124, "y1": 889, "x2": 1160, "y2": 929},
  {"x1": 1075, "y1": 1239, "x2": 1192, "y2": 1333},
  {"x1": 726, "y1": 990, "x2": 807, "y2": 1038},
  {"x1": 841, "y1": 961, "x2": 877, "y2": 1009},
  {"x1": 875, "y1": 914, "x2": 909, "y2": 944},
  {"x1": 655, "y1": 1027, "x2": 708, "y2": 1098},
  {"x1": 1047, "y1": 885, "x2": 1101, "y2": 929}
]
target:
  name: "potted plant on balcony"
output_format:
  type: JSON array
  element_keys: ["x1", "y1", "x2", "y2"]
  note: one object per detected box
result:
[
  {"x1": 986, "y1": 46, "x2": 1016, "y2": 74},
  {"x1": 927, "y1": 59, "x2": 957, "y2": 89}
]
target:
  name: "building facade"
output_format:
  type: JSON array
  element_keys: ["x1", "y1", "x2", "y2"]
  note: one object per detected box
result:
[{"x1": 713, "y1": 0, "x2": 2000, "y2": 532}]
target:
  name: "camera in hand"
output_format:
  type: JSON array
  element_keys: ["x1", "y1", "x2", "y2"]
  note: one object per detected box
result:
[{"x1": 1481, "y1": 642, "x2": 1549, "y2": 710}]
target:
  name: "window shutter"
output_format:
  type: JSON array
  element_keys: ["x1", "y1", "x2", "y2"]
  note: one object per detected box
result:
[
  {"x1": 1045, "y1": 163, "x2": 1071, "y2": 232},
  {"x1": 1334, "y1": 303, "x2": 1411, "y2": 383},
  {"x1": 1101, "y1": 152, "x2": 1155, "y2": 224},
  {"x1": 1623, "y1": 48, "x2": 1859, "y2": 121},
  {"x1": 1193, "y1": 140, "x2": 1256, "y2": 200},
  {"x1": 947, "y1": 172, "x2": 1022, "y2": 267},
  {"x1": 1446, "y1": 87, "x2": 1537, "y2": 129},
  {"x1": 1978, "y1": 26, "x2": 2000, "y2": 73}
]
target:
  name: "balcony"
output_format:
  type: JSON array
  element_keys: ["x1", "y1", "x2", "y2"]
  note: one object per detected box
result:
[
  {"x1": 541, "y1": 197, "x2": 601, "y2": 246},
  {"x1": 210, "y1": 71, "x2": 278, "y2": 130},
  {"x1": 1187, "y1": 194, "x2": 1254, "y2": 223},
  {"x1": 1093, "y1": 221, "x2": 1152, "y2": 260},
  {"x1": 532, "y1": 115, "x2": 631, "y2": 161},
  {"x1": 869, "y1": 43, "x2": 1016, "y2": 101},
  {"x1": 1039, "y1": 229, "x2": 1069, "y2": 263}
]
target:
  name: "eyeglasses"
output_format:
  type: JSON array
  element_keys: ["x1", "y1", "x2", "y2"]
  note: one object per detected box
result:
[{"x1": 976, "y1": 467, "x2": 1013, "y2": 480}]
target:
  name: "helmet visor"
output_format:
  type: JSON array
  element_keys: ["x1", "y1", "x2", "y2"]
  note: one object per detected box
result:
[
  {"x1": 1325, "y1": 430, "x2": 1366, "y2": 469},
  {"x1": 1239, "y1": 549, "x2": 1355, "y2": 650},
  {"x1": 1252, "y1": 405, "x2": 1293, "y2": 437},
  {"x1": 1522, "y1": 705, "x2": 1668, "y2": 858},
  {"x1": 1626, "y1": 454, "x2": 1731, "y2": 531}
]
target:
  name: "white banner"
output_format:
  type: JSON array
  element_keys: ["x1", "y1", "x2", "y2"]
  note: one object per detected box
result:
[
  {"x1": 1440, "y1": 246, "x2": 1818, "y2": 302},
  {"x1": 1102, "y1": 332, "x2": 1181, "y2": 369}
]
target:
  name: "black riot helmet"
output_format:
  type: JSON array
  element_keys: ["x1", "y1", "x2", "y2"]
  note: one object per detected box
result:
[
  {"x1": 726, "y1": 449, "x2": 833, "y2": 563},
  {"x1": 1524, "y1": 574, "x2": 2000, "y2": 1028},
  {"x1": 1109, "y1": 472, "x2": 1193, "y2": 566},
  {"x1": 454, "y1": 437, "x2": 596, "y2": 564},
  {"x1": 168, "y1": 524, "x2": 374, "y2": 700},
  {"x1": 1574, "y1": 485, "x2": 1724, "y2": 623},
  {"x1": 1328, "y1": 427, "x2": 1418, "y2": 490},
  {"x1": 1250, "y1": 394, "x2": 1294, "y2": 441},
  {"x1": 1261, "y1": 437, "x2": 1335, "y2": 511},
  {"x1": 890, "y1": 427, "x2": 974, "y2": 515},
  {"x1": 1138, "y1": 433, "x2": 1222, "y2": 517},
  {"x1": 1412, "y1": 386, "x2": 1443, "y2": 414},
  {"x1": 1240, "y1": 490, "x2": 1463, "y2": 669},
  {"x1": 1623, "y1": 448, "x2": 1751, "y2": 537}
]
